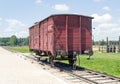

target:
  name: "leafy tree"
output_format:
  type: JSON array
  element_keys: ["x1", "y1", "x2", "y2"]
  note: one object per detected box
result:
[
  {"x1": 17, "y1": 37, "x2": 29, "y2": 46},
  {"x1": 0, "y1": 37, "x2": 10, "y2": 46},
  {"x1": 24, "y1": 36, "x2": 29, "y2": 45},
  {"x1": 10, "y1": 35, "x2": 17, "y2": 46},
  {"x1": 100, "y1": 39, "x2": 106, "y2": 45},
  {"x1": 0, "y1": 35, "x2": 29, "y2": 46}
]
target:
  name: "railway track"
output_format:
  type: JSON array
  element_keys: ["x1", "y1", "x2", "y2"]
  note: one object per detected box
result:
[
  {"x1": 20, "y1": 53, "x2": 120, "y2": 84},
  {"x1": 55, "y1": 62, "x2": 120, "y2": 84}
]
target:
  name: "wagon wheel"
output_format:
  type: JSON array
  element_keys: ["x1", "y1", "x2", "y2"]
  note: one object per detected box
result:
[
  {"x1": 49, "y1": 56, "x2": 54, "y2": 67},
  {"x1": 69, "y1": 59, "x2": 76, "y2": 69},
  {"x1": 73, "y1": 55, "x2": 77, "y2": 69},
  {"x1": 72, "y1": 60, "x2": 76, "y2": 70},
  {"x1": 68, "y1": 54, "x2": 72, "y2": 65},
  {"x1": 68, "y1": 59, "x2": 74, "y2": 65},
  {"x1": 68, "y1": 54, "x2": 77, "y2": 69},
  {"x1": 35, "y1": 51, "x2": 39, "y2": 55},
  {"x1": 87, "y1": 50, "x2": 93, "y2": 60},
  {"x1": 36, "y1": 57, "x2": 40, "y2": 62}
]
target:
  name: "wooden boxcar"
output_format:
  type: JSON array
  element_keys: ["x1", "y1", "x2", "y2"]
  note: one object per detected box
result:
[{"x1": 29, "y1": 14, "x2": 93, "y2": 66}]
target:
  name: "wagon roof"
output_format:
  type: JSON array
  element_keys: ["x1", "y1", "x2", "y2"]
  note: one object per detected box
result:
[
  {"x1": 51, "y1": 14, "x2": 94, "y2": 19},
  {"x1": 43, "y1": 14, "x2": 93, "y2": 22},
  {"x1": 29, "y1": 14, "x2": 93, "y2": 29}
]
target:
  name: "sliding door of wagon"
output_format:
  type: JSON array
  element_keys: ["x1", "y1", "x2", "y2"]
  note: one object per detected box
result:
[
  {"x1": 54, "y1": 16, "x2": 66, "y2": 52},
  {"x1": 40, "y1": 21, "x2": 48, "y2": 51},
  {"x1": 48, "y1": 28, "x2": 53, "y2": 55}
]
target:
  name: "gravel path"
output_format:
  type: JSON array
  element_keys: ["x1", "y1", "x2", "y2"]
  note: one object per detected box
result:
[{"x1": 0, "y1": 47, "x2": 67, "y2": 84}]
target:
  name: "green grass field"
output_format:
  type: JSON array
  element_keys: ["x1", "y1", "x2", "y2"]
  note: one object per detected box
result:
[
  {"x1": 77, "y1": 52, "x2": 120, "y2": 77},
  {"x1": 4, "y1": 46, "x2": 30, "y2": 53},
  {"x1": 61, "y1": 52, "x2": 120, "y2": 77},
  {"x1": 4, "y1": 46, "x2": 120, "y2": 77}
]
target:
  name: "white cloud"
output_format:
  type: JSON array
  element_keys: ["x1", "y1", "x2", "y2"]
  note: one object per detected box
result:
[
  {"x1": 0, "y1": 18, "x2": 2, "y2": 20},
  {"x1": 93, "y1": 0, "x2": 102, "y2": 2},
  {"x1": 73, "y1": 13, "x2": 79, "y2": 14},
  {"x1": 1, "y1": 19, "x2": 29, "y2": 37},
  {"x1": 118, "y1": 19, "x2": 120, "y2": 23},
  {"x1": 103, "y1": 6, "x2": 110, "y2": 11},
  {"x1": 93, "y1": 0, "x2": 107, "y2": 2},
  {"x1": 6, "y1": 19, "x2": 25, "y2": 26},
  {"x1": 92, "y1": 13, "x2": 120, "y2": 40},
  {"x1": 98, "y1": 23, "x2": 118, "y2": 29},
  {"x1": 0, "y1": 18, "x2": 2, "y2": 26},
  {"x1": 53, "y1": 4, "x2": 69, "y2": 11},
  {"x1": 91, "y1": 13, "x2": 112, "y2": 23},
  {"x1": 35, "y1": 0, "x2": 42, "y2": 4},
  {"x1": 5, "y1": 19, "x2": 26, "y2": 32},
  {"x1": 14, "y1": 31, "x2": 28, "y2": 37}
]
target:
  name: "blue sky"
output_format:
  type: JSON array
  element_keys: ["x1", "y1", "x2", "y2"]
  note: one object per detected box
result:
[{"x1": 0, "y1": 0, "x2": 120, "y2": 40}]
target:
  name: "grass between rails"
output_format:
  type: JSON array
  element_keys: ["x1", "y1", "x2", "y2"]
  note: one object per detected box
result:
[{"x1": 4, "y1": 46, "x2": 120, "y2": 77}]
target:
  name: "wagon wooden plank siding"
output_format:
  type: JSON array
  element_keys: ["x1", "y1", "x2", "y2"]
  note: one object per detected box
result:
[{"x1": 29, "y1": 14, "x2": 93, "y2": 66}]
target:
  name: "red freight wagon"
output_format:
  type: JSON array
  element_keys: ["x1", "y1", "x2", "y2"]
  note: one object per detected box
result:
[{"x1": 29, "y1": 14, "x2": 93, "y2": 66}]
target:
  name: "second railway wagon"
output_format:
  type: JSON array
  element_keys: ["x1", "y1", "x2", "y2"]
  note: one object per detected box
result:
[{"x1": 29, "y1": 14, "x2": 93, "y2": 66}]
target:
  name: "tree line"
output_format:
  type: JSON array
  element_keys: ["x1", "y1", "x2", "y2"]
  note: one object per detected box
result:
[
  {"x1": 0, "y1": 35, "x2": 29, "y2": 46},
  {"x1": 93, "y1": 40, "x2": 119, "y2": 46}
]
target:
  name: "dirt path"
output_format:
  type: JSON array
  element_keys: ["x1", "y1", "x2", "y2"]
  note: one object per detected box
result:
[{"x1": 0, "y1": 47, "x2": 67, "y2": 84}]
